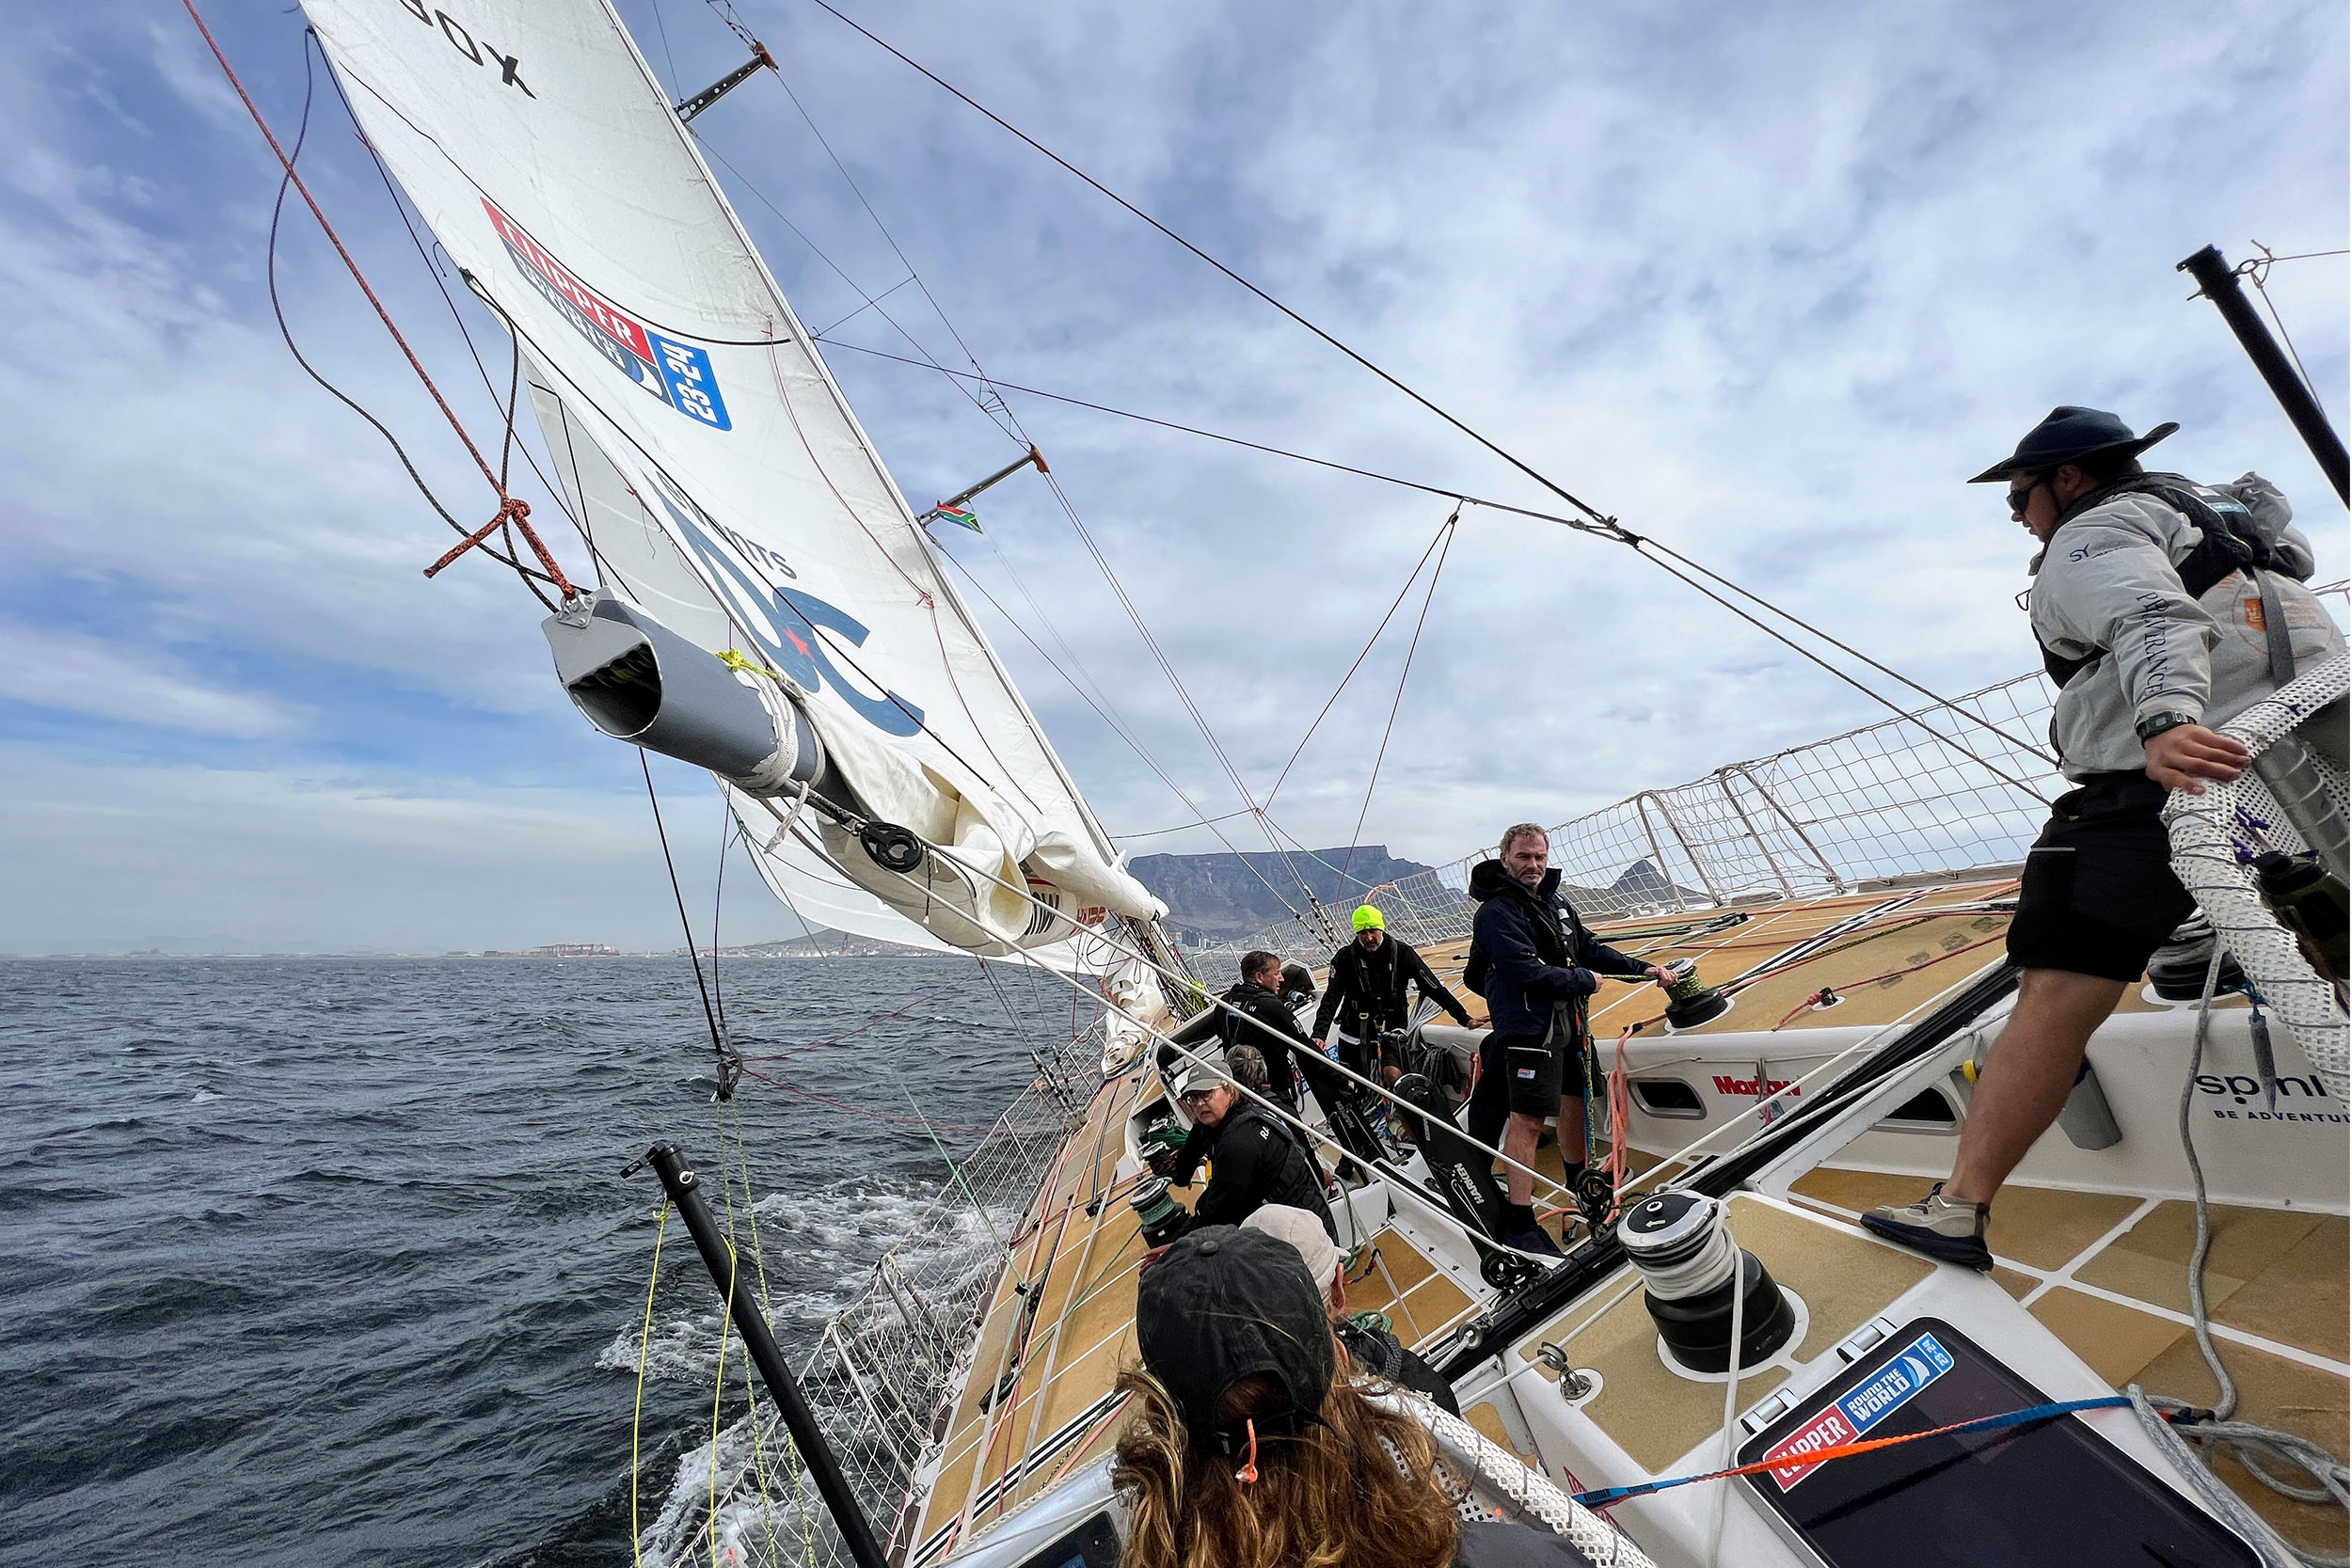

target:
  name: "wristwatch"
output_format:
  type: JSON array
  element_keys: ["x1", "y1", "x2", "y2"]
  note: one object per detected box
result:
[{"x1": 2136, "y1": 711, "x2": 2201, "y2": 743}]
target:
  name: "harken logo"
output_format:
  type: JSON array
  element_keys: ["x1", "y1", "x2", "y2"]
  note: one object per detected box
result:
[{"x1": 483, "y1": 200, "x2": 731, "y2": 431}]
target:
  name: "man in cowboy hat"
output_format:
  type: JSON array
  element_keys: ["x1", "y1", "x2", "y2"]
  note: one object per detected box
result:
[{"x1": 1865, "y1": 407, "x2": 2342, "y2": 1268}]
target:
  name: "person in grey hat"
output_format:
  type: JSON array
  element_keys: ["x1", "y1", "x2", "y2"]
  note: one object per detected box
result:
[
  {"x1": 1866, "y1": 407, "x2": 2343, "y2": 1269},
  {"x1": 1162, "y1": 1061, "x2": 1339, "y2": 1241}
]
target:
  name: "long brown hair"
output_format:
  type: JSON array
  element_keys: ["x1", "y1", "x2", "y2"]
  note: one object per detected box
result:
[{"x1": 1110, "y1": 1364, "x2": 1464, "y2": 1568}]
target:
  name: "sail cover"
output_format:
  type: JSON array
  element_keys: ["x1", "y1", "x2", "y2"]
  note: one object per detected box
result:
[{"x1": 301, "y1": 0, "x2": 1165, "y2": 963}]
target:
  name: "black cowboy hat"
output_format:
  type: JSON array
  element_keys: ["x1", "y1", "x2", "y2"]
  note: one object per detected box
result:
[{"x1": 1967, "y1": 406, "x2": 2180, "y2": 483}]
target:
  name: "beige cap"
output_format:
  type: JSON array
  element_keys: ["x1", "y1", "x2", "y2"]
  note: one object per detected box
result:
[{"x1": 1243, "y1": 1204, "x2": 1343, "y2": 1294}]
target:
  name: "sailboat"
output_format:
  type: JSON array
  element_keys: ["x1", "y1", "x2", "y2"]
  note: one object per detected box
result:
[{"x1": 203, "y1": 2, "x2": 2347, "y2": 1564}]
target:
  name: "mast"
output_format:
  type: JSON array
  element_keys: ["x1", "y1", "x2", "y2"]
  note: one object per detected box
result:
[{"x1": 2178, "y1": 245, "x2": 2350, "y2": 505}]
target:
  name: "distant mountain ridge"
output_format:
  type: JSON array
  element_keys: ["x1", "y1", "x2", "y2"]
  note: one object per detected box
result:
[{"x1": 1127, "y1": 846, "x2": 1437, "y2": 946}]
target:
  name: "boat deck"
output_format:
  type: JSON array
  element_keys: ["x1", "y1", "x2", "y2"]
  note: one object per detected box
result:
[{"x1": 1787, "y1": 1170, "x2": 2349, "y2": 1558}]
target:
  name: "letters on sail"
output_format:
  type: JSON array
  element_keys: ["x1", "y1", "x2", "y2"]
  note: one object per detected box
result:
[{"x1": 304, "y1": 0, "x2": 1164, "y2": 963}]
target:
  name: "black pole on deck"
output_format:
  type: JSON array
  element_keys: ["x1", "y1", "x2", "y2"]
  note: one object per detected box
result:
[
  {"x1": 643, "y1": 1144, "x2": 890, "y2": 1568},
  {"x1": 2179, "y1": 245, "x2": 2350, "y2": 505}
]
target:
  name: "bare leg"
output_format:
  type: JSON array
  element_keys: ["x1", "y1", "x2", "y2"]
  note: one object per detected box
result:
[
  {"x1": 1502, "y1": 1112, "x2": 1545, "y2": 1206},
  {"x1": 1944, "y1": 969, "x2": 2126, "y2": 1205},
  {"x1": 1558, "y1": 1093, "x2": 1587, "y2": 1171}
]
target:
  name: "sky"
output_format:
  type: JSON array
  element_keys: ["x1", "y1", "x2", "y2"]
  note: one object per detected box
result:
[{"x1": 2, "y1": 0, "x2": 2344, "y2": 953}]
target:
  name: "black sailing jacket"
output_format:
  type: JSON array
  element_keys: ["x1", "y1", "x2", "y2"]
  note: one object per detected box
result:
[
  {"x1": 1311, "y1": 934, "x2": 1472, "y2": 1039},
  {"x1": 1464, "y1": 861, "x2": 1647, "y2": 1037}
]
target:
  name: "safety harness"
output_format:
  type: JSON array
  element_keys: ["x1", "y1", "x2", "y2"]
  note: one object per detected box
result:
[{"x1": 2036, "y1": 472, "x2": 2296, "y2": 692}]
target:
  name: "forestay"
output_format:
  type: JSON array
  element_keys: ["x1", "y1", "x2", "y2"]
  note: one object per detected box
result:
[{"x1": 301, "y1": 0, "x2": 1163, "y2": 963}]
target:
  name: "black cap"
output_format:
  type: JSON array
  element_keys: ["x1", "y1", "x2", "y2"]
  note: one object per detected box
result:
[
  {"x1": 1967, "y1": 405, "x2": 2179, "y2": 483},
  {"x1": 1136, "y1": 1226, "x2": 1334, "y2": 1454}
]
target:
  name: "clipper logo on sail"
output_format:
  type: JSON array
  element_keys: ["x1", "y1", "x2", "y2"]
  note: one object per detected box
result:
[{"x1": 483, "y1": 201, "x2": 731, "y2": 431}]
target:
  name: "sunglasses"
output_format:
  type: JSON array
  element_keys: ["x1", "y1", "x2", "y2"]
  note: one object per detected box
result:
[{"x1": 2006, "y1": 473, "x2": 2048, "y2": 516}]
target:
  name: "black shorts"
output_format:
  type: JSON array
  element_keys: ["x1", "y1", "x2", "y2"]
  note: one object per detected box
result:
[
  {"x1": 1472, "y1": 1027, "x2": 1586, "y2": 1119},
  {"x1": 2006, "y1": 772, "x2": 2196, "y2": 984}
]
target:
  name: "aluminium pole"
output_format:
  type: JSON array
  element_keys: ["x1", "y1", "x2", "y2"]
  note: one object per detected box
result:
[
  {"x1": 643, "y1": 1144, "x2": 890, "y2": 1568},
  {"x1": 2178, "y1": 245, "x2": 2349, "y2": 505}
]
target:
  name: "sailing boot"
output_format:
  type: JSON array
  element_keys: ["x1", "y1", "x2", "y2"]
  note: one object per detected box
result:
[
  {"x1": 1860, "y1": 1182, "x2": 1993, "y2": 1270},
  {"x1": 1498, "y1": 1201, "x2": 1563, "y2": 1259}
]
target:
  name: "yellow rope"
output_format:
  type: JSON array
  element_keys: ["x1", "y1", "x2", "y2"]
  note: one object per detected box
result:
[
  {"x1": 710, "y1": 1239, "x2": 738, "y2": 1568},
  {"x1": 630, "y1": 1201, "x2": 672, "y2": 1568},
  {"x1": 723, "y1": 1102, "x2": 787, "y2": 1566}
]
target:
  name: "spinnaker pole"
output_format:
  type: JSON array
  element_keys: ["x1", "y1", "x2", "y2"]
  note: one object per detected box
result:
[
  {"x1": 643, "y1": 1144, "x2": 890, "y2": 1568},
  {"x1": 2179, "y1": 245, "x2": 2350, "y2": 505}
]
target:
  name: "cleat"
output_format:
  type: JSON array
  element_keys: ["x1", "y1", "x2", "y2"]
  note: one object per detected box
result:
[{"x1": 1860, "y1": 1182, "x2": 1993, "y2": 1270}]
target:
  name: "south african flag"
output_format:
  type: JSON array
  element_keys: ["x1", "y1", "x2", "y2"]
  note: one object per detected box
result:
[{"x1": 933, "y1": 503, "x2": 981, "y2": 532}]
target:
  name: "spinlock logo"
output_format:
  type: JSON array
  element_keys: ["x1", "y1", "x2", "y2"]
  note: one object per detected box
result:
[
  {"x1": 1713, "y1": 1074, "x2": 1799, "y2": 1099},
  {"x1": 394, "y1": 0, "x2": 533, "y2": 96},
  {"x1": 483, "y1": 200, "x2": 732, "y2": 431},
  {"x1": 2195, "y1": 1072, "x2": 2345, "y2": 1125},
  {"x1": 645, "y1": 474, "x2": 924, "y2": 737}
]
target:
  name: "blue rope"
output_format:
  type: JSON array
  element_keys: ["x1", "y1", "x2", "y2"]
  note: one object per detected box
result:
[{"x1": 1570, "y1": 1395, "x2": 2141, "y2": 1508}]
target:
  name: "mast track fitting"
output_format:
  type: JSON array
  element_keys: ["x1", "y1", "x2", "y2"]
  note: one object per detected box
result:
[
  {"x1": 544, "y1": 591, "x2": 830, "y2": 797},
  {"x1": 675, "y1": 39, "x2": 777, "y2": 124}
]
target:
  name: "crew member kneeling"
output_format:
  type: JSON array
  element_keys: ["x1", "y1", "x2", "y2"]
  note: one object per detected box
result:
[{"x1": 1161, "y1": 1063, "x2": 1338, "y2": 1241}]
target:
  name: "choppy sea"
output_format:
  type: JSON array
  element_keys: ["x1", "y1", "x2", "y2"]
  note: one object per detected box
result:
[{"x1": 1, "y1": 957, "x2": 1069, "y2": 1568}]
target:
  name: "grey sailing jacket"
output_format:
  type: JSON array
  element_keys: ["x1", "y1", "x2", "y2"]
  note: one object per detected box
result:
[{"x1": 2027, "y1": 472, "x2": 2342, "y2": 780}]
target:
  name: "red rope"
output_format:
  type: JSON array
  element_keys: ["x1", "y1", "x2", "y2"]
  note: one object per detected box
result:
[{"x1": 183, "y1": 1, "x2": 576, "y2": 599}]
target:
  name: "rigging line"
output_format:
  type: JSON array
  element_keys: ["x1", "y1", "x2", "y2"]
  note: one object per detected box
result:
[
  {"x1": 796, "y1": 0, "x2": 1622, "y2": 530},
  {"x1": 641, "y1": 751, "x2": 738, "y2": 1085},
  {"x1": 1629, "y1": 546, "x2": 2056, "y2": 804},
  {"x1": 187, "y1": 4, "x2": 577, "y2": 599},
  {"x1": 323, "y1": 52, "x2": 588, "y2": 546},
  {"x1": 1264, "y1": 517, "x2": 1453, "y2": 812},
  {"x1": 759, "y1": 51, "x2": 1029, "y2": 446},
  {"x1": 1340, "y1": 513, "x2": 1456, "y2": 886},
  {"x1": 257, "y1": 36, "x2": 554, "y2": 610},
  {"x1": 1039, "y1": 466, "x2": 1337, "y2": 936},
  {"x1": 928, "y1": 535, "x2": 1314, "y2": 920},
  {"x1": 830, "y1": 336, "x2": 2052, "y2": 768},
  {"x1": 781, "y1": 808, "x2": 1580, "y2": 1210},
  {"x1": 810, "y1": 274, "x2": 918, "y2": 340},
  {"x1": 751, "y1": 326, "x2": 1049, "y2": 816},
  {"x1": 692, "y1": 135, "x2": 1018, "y2": 436},
  {"x1": 710, "y1": 801, "x2": 732, "y2": 1034},
  {"x1": 1109, "y1": 807, "x2": 1258, "y2": 840},
  {"x1": 1634, "y1": 538, "x2": 2058, "y2": 765},
  {"x1": 2240, "y1": 244, "x2": 2332, "y2": 421}
]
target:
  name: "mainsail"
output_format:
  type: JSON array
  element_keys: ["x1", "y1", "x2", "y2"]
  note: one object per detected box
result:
[{"x1": 301, "y1": 0, "x2": 1165, "y2": 967}]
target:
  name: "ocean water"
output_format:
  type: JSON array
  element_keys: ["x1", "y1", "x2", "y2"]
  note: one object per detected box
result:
[{"x1": 0, "y1": 957, "x2": 1070, "y2": 1568}]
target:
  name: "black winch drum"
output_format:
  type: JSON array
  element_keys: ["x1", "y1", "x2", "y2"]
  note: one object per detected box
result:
[{"x1": 1617, "y1": 1191, "x2": 1795, "y2": 1373}]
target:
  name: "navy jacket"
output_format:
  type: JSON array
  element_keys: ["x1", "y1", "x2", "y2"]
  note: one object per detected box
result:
[{"x1": 1464, "y1": 861, "x2": 1648, "y2": 1036}]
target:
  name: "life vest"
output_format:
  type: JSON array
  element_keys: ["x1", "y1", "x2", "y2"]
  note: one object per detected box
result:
[{"x1": 2036, "y1": 473, "x2": 2281, "y2": 689}]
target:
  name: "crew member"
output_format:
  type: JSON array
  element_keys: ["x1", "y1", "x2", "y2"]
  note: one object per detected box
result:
[
  {"x1": 1243, "y1": 1203, "x2": 1459, "y2": 1415},
  {"x1": 1465, "y1": 824, "x2": 1673, "y2": 1256},
  {"x1": 1162, "y1": 1063, "x2": 1338, "y2": 1240},
  {"x1": 1311, "y1": 905, "x2": 1473, "y2": 1085},
  {"x1": 1119, "y1": 1227, "x2": 1602, "y2": 1568},
  {"x1": 1158, "y1": 949, "x2": 1314, "y2": 1106},
  {"x1": 1866, "y1": 407, "x2": 2342, "y2": 1268}
]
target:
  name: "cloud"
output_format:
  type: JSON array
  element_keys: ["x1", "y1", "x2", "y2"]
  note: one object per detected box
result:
[
  {"x1": 2, "y1": 0, "x2": 2344, "y2": 947},
  {"x1": 0, "y1": 617, "x2": 294, "y2": 736}
]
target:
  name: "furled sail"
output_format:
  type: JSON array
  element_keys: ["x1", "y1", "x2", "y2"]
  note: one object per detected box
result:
[{"x1": 301, "y1": 0, "x2": 1166, "y2": 965}]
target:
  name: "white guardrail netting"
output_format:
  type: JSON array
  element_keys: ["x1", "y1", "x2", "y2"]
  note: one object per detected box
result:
[{"x1": 1204, "y1": 669, "x2": 2070, "y2": 966}]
